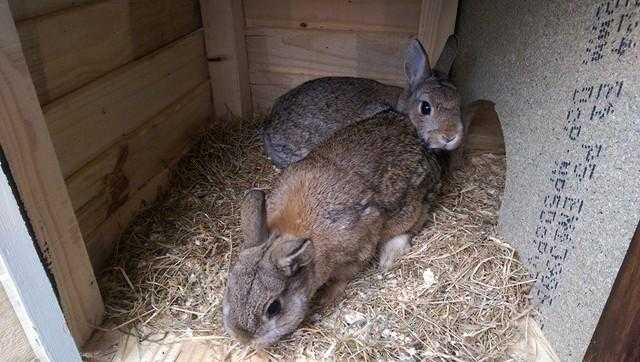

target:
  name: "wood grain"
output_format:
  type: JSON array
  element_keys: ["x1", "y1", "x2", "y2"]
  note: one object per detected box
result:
[
  {"x1": 249, "y1": 70, "x2": 319, "y2": 111},
  {"x1": 69, "y1": 81, "x2": 211, "y2": 248},
  {"x1": 418, "y1": 0, "x2": 459, "y2": 67},
  {"x1": 86, "y1": 166, "x2": 172, "y2": 270},
  {"x1": 244, "y1": 0, "x2": 421, "y2": 33},
  {"x1": 200, "y1": 0, "x2": 252, "y2": 118},
  {"x1": 16, "y1": 0, "x2": 202, "y2": 105},
  {"x1": 585, "y1": 222, "x2": 640, "y2": 361},
  {"x1": 246, "y1": 27, "x2": 411, "y2": 110},
  {"x1": 44, "y1": 30, "x2": 208, "y2": 179},
  {"x1": 0, "y1": 0, "x2": 103, "y2": 345}
]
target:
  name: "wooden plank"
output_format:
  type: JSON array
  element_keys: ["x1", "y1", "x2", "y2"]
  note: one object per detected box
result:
[
  {"x1": 44, "y1": 30, "x2": 208, "y2": 178},
  {"x1": 0, "y1": 158, "x2": 80, "y2": 361},
  {"x1": 17, "y1": 0, "x2": 202, "y2": 105},
  {"x1": 246, "y1": 27, "x2": 410, "y2": 110},
  {"x1": 200, "y1": 0, "x2": 252, "y2": 119},
  {"x1": 244, "y1": 0, "x2": 421, "y2": 33},
  {"x1": 67, "y1": 80, "x2": 211, "y2": 213},
  {"x1": 68, "y1": 81, "x2": 211, "y2": 247},
  {"x1": 418, "y1": 0, "x2": 458, "y2": 67},
  {"x1": 246, "y1": 28, "x2": 410, "y2": 82},
  {"x1": 0, "y1": 284, "x2": 37, "y2": 361},
  {"x1": 585, "y1": 222, "x2": 640, "y2": 361},
  {"x1": 0, "y1": 0, "x2": 103, "y2": 345},
  {"x1": 8, "y1": 0, "x2": 93, "y2": 21},
  {"x1": 249, "y1": 70, "x2": 317, "y2": 111},
  {"x1": 86, "y1": 167, "x2": 172, "y2": 270}
]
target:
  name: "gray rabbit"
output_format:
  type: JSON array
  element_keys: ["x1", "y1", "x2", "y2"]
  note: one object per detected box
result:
[
  {"x1": 262, "y1": 36, "x2": 462, "y2": 169},
  {"x1": 223, "y1": 110, "x2": 444, "y2": 347}
]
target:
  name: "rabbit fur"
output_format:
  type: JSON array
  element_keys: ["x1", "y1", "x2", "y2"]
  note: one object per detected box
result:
[
  {"x1": 223, "y1": 111, "x2": 444, "y2": 347},
  {"x1": 263, "y1": 36, "x2": 463, "y2": 169}
]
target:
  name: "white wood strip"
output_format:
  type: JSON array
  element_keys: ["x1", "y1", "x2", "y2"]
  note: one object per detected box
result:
[{"x1": 0, "y1": 157, "x2": 80, "y2": 362}]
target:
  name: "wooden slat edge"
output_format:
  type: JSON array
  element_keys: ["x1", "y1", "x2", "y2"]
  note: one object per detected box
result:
[
  {"x1": 418, "y1": 0, "x2": 459, "y2": 67},
  {"x1": 200, "y1": 0, "x2": 252, "y2": 119},
  {"x1": 0, "y1": 1, "x2": 103, "y2": 345}
]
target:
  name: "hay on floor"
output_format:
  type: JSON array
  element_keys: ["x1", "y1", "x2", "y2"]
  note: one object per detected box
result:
[{"x1": 99, "y1": 117, "x2": 533, "y2": 361}]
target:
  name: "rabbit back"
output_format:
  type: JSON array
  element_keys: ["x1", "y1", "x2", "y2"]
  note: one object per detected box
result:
[
  {"x1": 263, "y1": 77, "x2": 402, "y2": 168},
  {"x1": 273, "y1": 110, "x2": 442, "y2": 242}
]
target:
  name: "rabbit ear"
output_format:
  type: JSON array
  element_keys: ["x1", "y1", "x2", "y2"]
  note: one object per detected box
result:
[
  {"x1": 240, "y1": 189, "x2": 268, "y2": 250},
  {"x1": 404, "y1": 38, "x2": 431, "y2": 89},
  {"x1": 434, "y1": 34, "x2": 458, "y2": 75},
  {"x1": 271, "y1": 239, "x2": 313, "y2": 277}
]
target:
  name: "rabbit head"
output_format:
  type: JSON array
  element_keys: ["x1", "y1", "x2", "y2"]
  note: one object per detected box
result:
[
  {"x1": 397, "y1": 35, "x2": 463, "y2": 151},
  {"x1": 223, "y1": 190, "x2": 315, "y2": 348}
]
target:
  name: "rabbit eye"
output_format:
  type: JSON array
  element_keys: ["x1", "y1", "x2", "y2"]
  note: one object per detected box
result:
[
  {"x1": 266, "y1": 300, "x2": 281, "y2": 318},
  {"x1": 419, "y1": 101, "x2": 432, "y2": 116}
]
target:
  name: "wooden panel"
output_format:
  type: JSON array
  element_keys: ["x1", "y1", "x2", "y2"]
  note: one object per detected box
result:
[
  {"x1": 86, "y1": 167, "x2": 172, "y2": 270},
  {"x1": 0, "y1": 0, "x2": 103, "y2": 345},
  {"x1": 44, "y1": 30, "x2": 208, "y2": 178},
  {"x1": 246, "y1": 27, "x2": 411, "y2": 110},
  {"x1": 249, "y1": 70, "x2": 317, "y2": 111},
  {"x1": 585, "y1": 222, "x2": 640, "y2": 361},
  {"x1": 8, "y1": 0, "x2": 93, "y2": 21},
  {"x1": 200, "y1": 0, "x2": 252, "y2": 118},
  {"x1": 244, "y1": 0, "x2": 421, "y2": 33},
  {"x1": 17, "y1": 0, "x2": 202, "y2": 105},
  {"x1": 418, "y1": 0, "x2": 458, "y2": 67},
  {"x1": 69, "y1": 81, "x2": 211, "y2": 242}
]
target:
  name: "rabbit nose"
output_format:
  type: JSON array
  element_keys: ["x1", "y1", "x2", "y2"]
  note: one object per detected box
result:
[
  {"x1": 233, "y1": 326, "x2": 254, "y2": 345},
  {"x1": 444, "y1": 135, "x2": 456, "y2": 143}
]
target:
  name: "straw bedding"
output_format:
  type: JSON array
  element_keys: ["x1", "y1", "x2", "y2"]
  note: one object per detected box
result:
[{"x1": 99, "y1": 117, "x2": 533, "y2": 361}]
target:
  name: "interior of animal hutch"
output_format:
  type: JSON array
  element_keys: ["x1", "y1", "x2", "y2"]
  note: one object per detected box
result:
[{"x1": 0, "y1": 0, "x2": 638, "y2": 361}]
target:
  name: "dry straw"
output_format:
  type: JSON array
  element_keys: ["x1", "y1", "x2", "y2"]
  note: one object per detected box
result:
[{"x1": 100, "y1": 117, "x2": 533, "y2": 361}]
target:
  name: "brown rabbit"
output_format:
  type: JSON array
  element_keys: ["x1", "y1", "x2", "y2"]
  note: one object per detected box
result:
[{"x1": 222, "y1": 111, "x2": 443, "y2": 347}]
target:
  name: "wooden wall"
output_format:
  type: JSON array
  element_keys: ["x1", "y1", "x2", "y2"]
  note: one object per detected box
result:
[
  {"x1": 10, "y1": 0, "x2": 212, "y2": 270},
  {"x1": 243, "y1": 0, "x2": 422, "y2": 111}
]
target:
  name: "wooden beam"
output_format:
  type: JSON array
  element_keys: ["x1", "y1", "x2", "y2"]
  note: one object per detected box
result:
[
  {"x1": 418, "y1": 0, "x2": 458, "y2": 67},
  {"x1": 0, "y1": 0, "x2": 103, "y2": 345},
  {"x1": 200, "y1": 0, "x2": 252, "y2": 119},
  {"x1": 0, "y1": 157, "x2": 81, "y2": 361},
  {"x1": 585, "y1": 222, "x2": 640, "y2": 361}
]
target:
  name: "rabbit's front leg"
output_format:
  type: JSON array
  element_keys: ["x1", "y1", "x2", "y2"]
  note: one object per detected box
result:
[
  {"x1": 378, "y1": 233, "x2": 411, "y2": 271},
  {"x1": 315, "y1": 278, "x2": 349, "y2": 308}
]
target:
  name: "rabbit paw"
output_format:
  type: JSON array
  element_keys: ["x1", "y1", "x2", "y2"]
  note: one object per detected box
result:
[
  {"x1": 379, "y1": 234, "x2": 411, "y2": 272},
  {"x1": 315, "y1": 279, "x2": 348, "y2": 308}
]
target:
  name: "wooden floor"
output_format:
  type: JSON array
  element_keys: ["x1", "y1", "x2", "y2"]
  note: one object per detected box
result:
[{"x1": 82, "y1": 317, "x2": 558, "y2": 362}]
